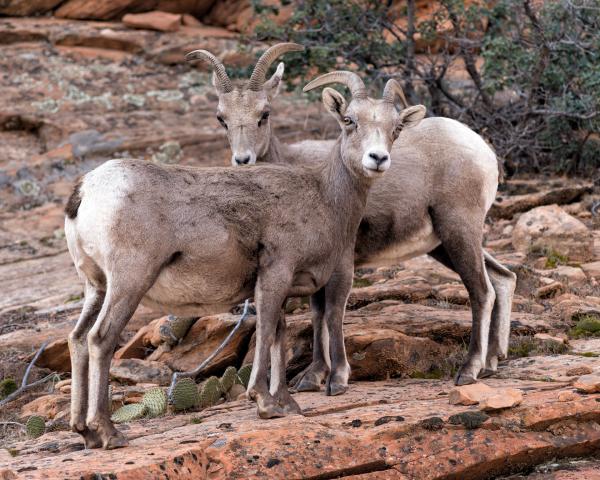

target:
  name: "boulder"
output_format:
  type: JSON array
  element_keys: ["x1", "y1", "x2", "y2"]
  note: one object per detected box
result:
[
  {"x1": 110, "y1": 358, "x2": 173, "y2": 386},
  {"x1": 0, "y1": 0, "x2": 63, "y2": 16},
  {"x1": 157, "y1": 0, "x2": 215, "y2": 16},
  {"x1": 512, "y1": 205, "x2": 593, "y2": 262},
  {"x1": 55, "y1": 0, "x2": 157, "y2": 20},
  {"x1": 573, "y1": 374, "x2": 600, "y2": 393},
  {"x1": 581, "y1": 261, "x2": 600, "y2": 280},
  {"x1": 122, "y1": 11, "x2": 182, "y2": 32},
  {"x1": 479, "y1": 388, "x2": 523, "y2": 411},
  {"x1": 151, "y1": 313, "x2": 256, "y2": 376},
  {"x1": 489, "y1": 184, "x2": 593, "y2": 219},
  {"x1": 344, "y1": 328, "x2": 444, "y2": 380},
  {"x1": 30, "y1": 338, "x2": 71, "y2": 373},
  {"x1": 448, "y1": 383, "x2": 495, "y2": 406},
  {"x1": 557, "y1": 391, "x2": 578, "y2": 402},
  {"x1": 20, "y1": 394, "x2": 70, "y2": 420},
  {"x1": 114, "y1": 323, "x2": 155, "y2": 360}
]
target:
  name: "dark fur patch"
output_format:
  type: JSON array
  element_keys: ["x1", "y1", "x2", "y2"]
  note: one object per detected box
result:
[{"x1": 65, "y1": 179, "x2": 82, "y2": 219}]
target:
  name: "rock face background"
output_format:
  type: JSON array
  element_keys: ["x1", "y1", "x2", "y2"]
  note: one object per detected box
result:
[{"x1": 0, "y1": 6, "x2": 599, "y2": 480}]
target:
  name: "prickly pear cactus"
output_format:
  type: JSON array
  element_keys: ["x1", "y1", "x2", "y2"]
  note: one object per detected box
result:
[
  {"x1": 142, "y1": 388, "x2": 167, "y2": 417},
  {"x1": 199, "y1": 376, "x2": 222, "y2": 408},
  {"x1": 170, "y1": 377, "x2": 199, "y2": 411},
  {"x1": 111, "y1": 403, "x2": 147, "y2": 424},
  {"x1": 159, "y1": 316, "x2": 197, "y2": 345},
  {"x1": 219, "y1": 366, "x2": 237, "y2": 393},
  {"x1": 236, "y1": 364, "x2": 252, "y2": 389},
  {"x1": 25, "y1": 416, "x2": 45, "y2": 438},
  {"x1": 0, "y1": 378, "x2": 17, "y2": 400}
]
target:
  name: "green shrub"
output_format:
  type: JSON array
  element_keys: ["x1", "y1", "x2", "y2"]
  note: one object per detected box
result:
[{"x1": 252, "y1": 0, "x2": 600, "y2": 175}]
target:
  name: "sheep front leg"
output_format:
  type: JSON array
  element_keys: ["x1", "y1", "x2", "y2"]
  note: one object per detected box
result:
[
  {"x1": 270, "y1": 311, "x2": 302, "y2": 414},
  {"x1": 247, "y1": 270, "x2": 289, "y2": 419},
  {"x1": 323, "y1": 253, "x2": 353, "y2": 396}
]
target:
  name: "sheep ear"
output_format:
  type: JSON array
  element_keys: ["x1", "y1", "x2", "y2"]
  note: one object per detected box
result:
[
  {"x1": 322, "y1": 87, "x2": 347, "y2": 122},
  {"x1": 263, "y1": 62, "x2": 285, "y2": 99},
  {"x1": 398, "y1": 105, "x2": 426, "y2": 130}
]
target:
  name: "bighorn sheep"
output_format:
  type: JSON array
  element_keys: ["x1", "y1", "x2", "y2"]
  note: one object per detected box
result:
[
  {"x1": 64, "y1": 71, "x2": 426, "y2": 448},
  {"x1": 192, "y1": 44, "x2": 517, "y2": 393}
]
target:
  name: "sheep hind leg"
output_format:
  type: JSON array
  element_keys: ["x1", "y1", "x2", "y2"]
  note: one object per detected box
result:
[
  {"x1": 479, "y1": 251, "x2": 516, "y2": 378},
  {"x1": 428, "y1": 213, "x2": 495, "y2": 386},
  {"x1": 85, "y1": 264, "x2": 160, "y2": 449},
  {"x1": 69, "y1": 281, "x2": 105, "y2": 449},
  {"x1": 270, "y1": 311, "x2": 302, "y2": 415},
  {"x1": 291, "y1": 289, "x2": 330, "y2": 392}
]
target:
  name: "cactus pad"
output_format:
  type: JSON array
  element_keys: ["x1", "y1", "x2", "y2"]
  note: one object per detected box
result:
[
  {"x1": 142, "y1": 388, "x2": 167, "y2": 417},
  {"x1": 111, "y1": 403, "x2": 147, "y2": 424},
  {"x1": 25, "y1": 416, "x2": 45, "y2": 438},
  {"x1": 236, "y1": 364, "x2": 252, "y2": 388},
  {"x1": 199, "y1": 376, "x2": 222, "y2": 408},
  {"x1": 0, "y1": 378, "x2": 17, "y2": 400},
  {"x1": 170, "y1": 377, "x2": 199, "y2": 411},
  {"x1": 219, "y1": 366, "x2": 237, "y2": 393},
  {"x1": 159, "y1": 316, "x2": 197, "y2": 345}
]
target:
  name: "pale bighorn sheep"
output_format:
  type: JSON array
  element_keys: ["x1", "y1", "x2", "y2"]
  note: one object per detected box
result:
[
  {"x1": 64, "y1": 71, "x2": 426, "y2": 448},
  {"x1": 191, "y1": 44, "x2": 517, "y2": 394}
]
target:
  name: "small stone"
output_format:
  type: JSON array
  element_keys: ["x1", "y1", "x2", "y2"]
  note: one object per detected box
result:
[
  {"x1": 448, "y1": 383, "x2": 495, "y2": 406},
  {"x1": 573, "y1": 374, "x2": 600, "y2": 393},
  {"x1": 566, "y1": 365, "x2": 593, "y2": 377},
  {"x1": 350, "y1": 419, "x2": 362, "y2": 428},
  {"x1": 110, "y1": 358, "x2": 173, "y2": 386},
  {"x1": 558, "y1": 391, "x2": 578, "y2": 402},
  {"x1": 421, "y1": 417, "x2": 444, "y2": 431},
  {"x1": 374, "y1": 415, "x2": 404, "y2": 426},
  {"x1": 448, "y1": 411, "x2": 489, "y2": 429},
  {"x1": 479, "y1": 388, "x2": 523, "y2": 411}
]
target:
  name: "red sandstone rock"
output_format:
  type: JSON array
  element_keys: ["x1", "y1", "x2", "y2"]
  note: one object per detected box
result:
[
  {"x1": 479, "y1": 388, "x2": 523, "y2": 411},
  {"x1": 573, "y1": 374, "x2": 600, "y2": 393},
  {"x1": 448, "y1": 383, "x2": 495, "y2": 405},
  {"x1": 122, "y1": 11, "x2": 182, "y2": 32}
]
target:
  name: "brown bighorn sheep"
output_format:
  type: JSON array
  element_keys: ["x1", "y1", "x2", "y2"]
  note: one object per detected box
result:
[
  {"x1": 192, "y1": 45, "x2": 517, "y2": 393},
  {"x1": 64, "y1": 72, "x2": 426, "y2": 448}
]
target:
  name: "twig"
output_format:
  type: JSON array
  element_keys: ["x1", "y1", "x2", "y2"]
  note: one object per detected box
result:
[
  {"x1": 167, "y1": 299, "x2": 252, "y2": 399},
  {"x1": 0, "y1": 342, "x2": 59, "y2": 407},
  {"x1": 21, "y1": 342, "x2": 47, "y2": 389}
]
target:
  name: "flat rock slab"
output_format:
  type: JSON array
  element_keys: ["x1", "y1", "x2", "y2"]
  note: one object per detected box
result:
[{"x1": 2, "y1": 378, "x2": 599, "y2": 479}]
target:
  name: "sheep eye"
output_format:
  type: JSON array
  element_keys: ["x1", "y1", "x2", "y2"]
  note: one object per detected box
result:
[
  {"x1": 217, "y1": 115, "x2": 228, "y2": 129},
  {"x1": 258, "y1": 111, "x2": 270, "y2": 127},
  {"x1": 343, "y1": 116, "x2": 354, "y2": 126}
]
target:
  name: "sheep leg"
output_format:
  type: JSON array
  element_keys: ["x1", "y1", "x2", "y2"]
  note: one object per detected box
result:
[
  {"x1": 323, "y1": 256, "x2": 353, "y2": 396},
  {"x1": 270, "y1": 310, "x2": 302, "y2": 414},
  {"x1": 247, "y1": 270, "x2": 288, "y2": 419},
  {"x1": 68, "y1": 282, "x2": 105, "y2": 449},
  {"x1": 480, "y1": 251, "x2": 516, "y2": 377},
  {"x1": 429, "y1": 210, "x2": 495, "y2": 386},
  {"x1": 86, "y1": 265, "x2": 159, "y2": 449},
  {"x1": 292, "y1": 288, "x2": 331, "y2": 392}
]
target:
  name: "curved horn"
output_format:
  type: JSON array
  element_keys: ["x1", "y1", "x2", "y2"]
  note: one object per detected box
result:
[
  {"x1": 303, "y1": 71, "x2": 367, "y2": 99},
  {"x1": 248, "y1": 43, "x2": 304, "y2": 91},
  {"x1": 186, "y1": 49, "x2": 233, "y2": 93},
  {"x1": 382, "y1": 79, "x2": 408, "y2": 108}
]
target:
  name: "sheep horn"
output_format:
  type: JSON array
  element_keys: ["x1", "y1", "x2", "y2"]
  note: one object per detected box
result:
[
  {"x1": 303, "y1": 71, "x2": 367, "y2": 99},
  {"x1": 382, "y1": 79, "x2": 409, "y2": 108},
  {"x1": 248, "y1": 43, "x2": 305, "y2": 91},
  {"x1": 186, "y1": 49, "x2": 233, "y2": 93}
]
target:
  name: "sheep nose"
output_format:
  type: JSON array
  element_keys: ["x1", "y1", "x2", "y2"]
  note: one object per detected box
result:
[
  {"x1": 235, "y1": 155, "x2": 251, "y2": 165},
  {"x1": 368, "y1": 151, "x2": 389, "y2": 166}
]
